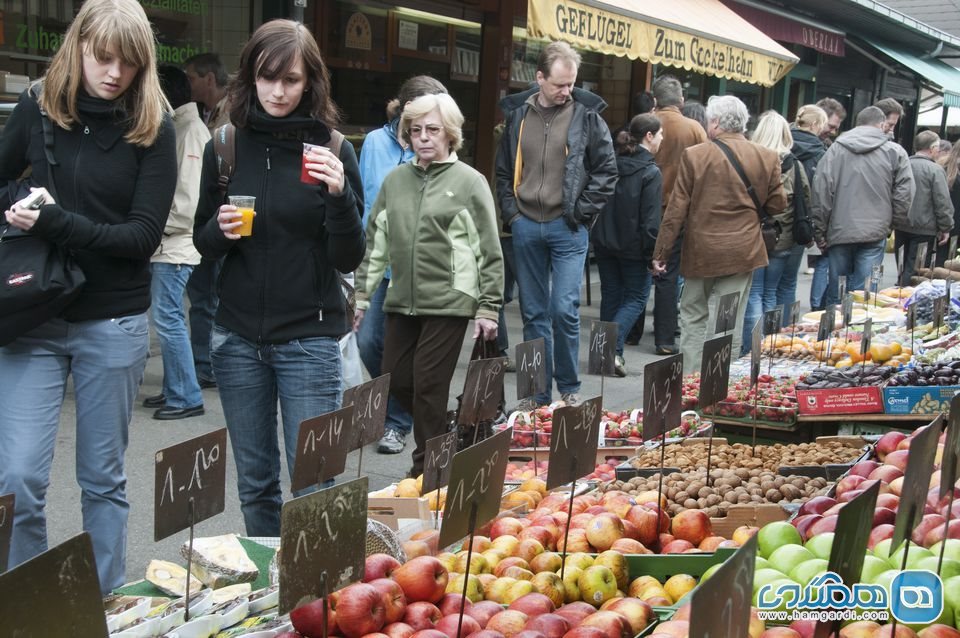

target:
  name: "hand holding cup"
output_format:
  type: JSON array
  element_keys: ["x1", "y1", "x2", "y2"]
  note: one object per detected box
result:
[
  {"x1": 219, "y1": 196, "x2": 256, "y2": 240},
  {"x1": 302, "y1": 143, "x2": 345, "y2": 195}
]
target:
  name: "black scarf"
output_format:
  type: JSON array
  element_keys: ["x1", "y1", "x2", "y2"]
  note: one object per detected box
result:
[{"x1": 246, "y1": 100, "x2": 333, "y2": 150}]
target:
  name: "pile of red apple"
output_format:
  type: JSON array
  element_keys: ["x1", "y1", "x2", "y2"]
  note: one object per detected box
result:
[
  {"x1": 789, "y1": 428, "x2": 957, "y2": 550},
  {"x1": 288, "y1": 552, "x2": 659, "y2": 638}
]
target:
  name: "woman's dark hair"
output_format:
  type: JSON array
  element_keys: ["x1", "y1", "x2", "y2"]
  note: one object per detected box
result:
[
  {"x1": 228, "y1": 19, "x2": 339, "y2": 127},
  {"x1": 614, "y1": 128, "x2": 635, "y2": 156},
  {"x1": 158, "y1": 65, "x2": 192, "y2": 110},
  {"x1": 633, "y1": 90, "x2": 655, "y2": 115},
  {"x1": 629, "y1": 113, "x2": 661, "y2": 142},
  {"x1": 386, "y1": 75, "x2": 448, "y2": 121},
  {"x1": 681, "y1": 100, "x2": 707, "y2": 131}
]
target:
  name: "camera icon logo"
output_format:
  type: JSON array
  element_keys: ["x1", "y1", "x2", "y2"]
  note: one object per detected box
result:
[{"x1": 891, "y1": 570, "x2": 943, "y2": 625}]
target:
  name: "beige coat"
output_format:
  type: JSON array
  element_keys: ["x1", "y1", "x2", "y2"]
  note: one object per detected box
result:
[
  {"x1": 653, "y1": 132, "x2": 787, "y2": 278},
  {"x1": 654, "y1": 106, "x2": 708, "y2": 210}
]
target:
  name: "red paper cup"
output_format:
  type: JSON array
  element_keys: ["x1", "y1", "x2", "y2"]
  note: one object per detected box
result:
[{"x1": 301, "y1": 143, "x2": 323, "y2": 185}]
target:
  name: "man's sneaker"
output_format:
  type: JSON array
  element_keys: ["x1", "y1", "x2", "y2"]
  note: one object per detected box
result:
[
  {"x1": 512, "y1": 397, "x2": 537, "y2": 413},
  {"x1": 614, "y1": 355, "x2": 627, "y2": 378},
  {"x1": 377, "y1": 429, "x2": 406, "y2": 454},
  {"x1": 503, "y1": 356, "x2": 517, "y2": 373},
  {"x1": 560, "y1": 392, "x2": 580, "y2": 406}
]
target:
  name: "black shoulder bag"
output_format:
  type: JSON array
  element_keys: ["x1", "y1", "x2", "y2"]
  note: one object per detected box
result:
[
  {"x1": 0, "y1": 89, "x2": 85, "y2": 346},
  {"x1": 714, "y1": 139, "x2": 780, "y2": 253},
  {"x1": 785, "y1": 155, "x2": 814, "y2": 246}
]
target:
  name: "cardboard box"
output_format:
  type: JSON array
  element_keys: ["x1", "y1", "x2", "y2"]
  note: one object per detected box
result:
[
  {"x1": 710, "y1": 503, "x2": 792, "y2": 539},
  {"x1": 882, "y1": 385, "x2": 960, "y2": 415},
  {"x1": 796, "y1": 386, "x2": 884, "y2": 415},
  {"x1": 367, "y1": 493, "x2": 432, "y2": 530}
]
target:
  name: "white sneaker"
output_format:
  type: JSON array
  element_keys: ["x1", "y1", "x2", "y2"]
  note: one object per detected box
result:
[
  {"x1": 560, "y1": 392, "x2": 581, "y2": 406},
  {"x1": 614, "y1": 355, "x2": 627, "y2": 377},
  {"x1": 377, "y1": 429, "x2": 406, "y2": 454}
]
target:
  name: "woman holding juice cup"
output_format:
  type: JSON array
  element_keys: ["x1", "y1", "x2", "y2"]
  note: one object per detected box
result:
[
  {"x1": 354, "y1": 92, "x2": 503, "y2": 478},
  {"x1": 192, "y1": 19, "x2": 364, "y2": 537},
  {"x1": 0, "y1": 0, "x2": 177, "y2": 593}
]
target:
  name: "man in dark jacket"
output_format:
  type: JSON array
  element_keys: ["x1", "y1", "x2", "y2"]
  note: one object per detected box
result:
[
  {"x1": 894, "y1": 130, "x2": 954, "y2": 284},
  {"x1": 496, "y1": 40, "x2": 617, "y2": 407}
]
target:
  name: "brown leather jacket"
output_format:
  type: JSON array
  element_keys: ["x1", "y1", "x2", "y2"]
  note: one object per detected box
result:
[{"x1": 654, "y1": 106, "x2": 708, "y2": 210}]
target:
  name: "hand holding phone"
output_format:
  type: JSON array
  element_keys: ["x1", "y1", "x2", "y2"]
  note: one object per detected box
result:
[{"x1": 19, "y1": 190, "x2": 46, "y2": 210}]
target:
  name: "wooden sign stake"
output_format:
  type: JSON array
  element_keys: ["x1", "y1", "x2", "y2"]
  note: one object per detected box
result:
[
  {"x1": 656, "y1": 427, "x2": 667, "y2": 531},
  {"x1": 558, "y1": 455, "x2": 578, "y2": 582},
  {"x1": 320, "y1": 572, "x2": 330, "y2": 638},
  {"x1": 356, "y1": 425, "x2": 366, "y2": 479},
  {"x1": 433, "y1": 466, "x2": 442, "y2": 530},
  {"x1": 890, "y1": 501, "x2": 918, "y2": 636},
  {"x1": 184, "y1": 497, "x2": 195, "y2": 622},
  {"x1": 532, "y1": 410, "x2": 539, "y2": 478},
  {"x1": 456, "y1": 502, "x2": 480, "y2": 638},
  {"x1": 938, "y1": 491, "x2": 957, "y2": 576}
]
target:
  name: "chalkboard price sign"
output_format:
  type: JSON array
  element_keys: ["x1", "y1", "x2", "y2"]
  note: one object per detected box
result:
[
  {"x1": 154, "y1": 428, "x2": 227, "y2": 541},
  {"x1": 750, "y1": 320, "x2": 762, "y2": 387},
  {"x1": 588, "y1": 321, "x2": 618, "y2": 376},
  {"x1": 459, "y1": 358, "x2": 507, "y2": 426},
  {"x1": 642, "y1": 354, "x2": 683, "y2": 441},
  {"x1": 841, "y1": 294, "x2": 853, "y2": 328},
  {"x1": 892, "y1": 415, "x2": 944, "y2": 552},
  {"x1": 343, "y1": 374, "x2": 390, "y2": 449},
  {"x1": 789, "y1": 300, "x2": 801, "y2": 329},
  {"x1": 546, "y1": 397, "x2": 603, "y2": 490},
  {"x1": 0, "y1": 492, "x2": 12, "y2": 573},
  {"x1": 0, "y1": 532, "x2": 107, "y2": 635},
  {"x1": 942, "y1": 394, "x2": 960, "y2": 500},
  {"x1": 280, "y1": 477, "x2": 368, "y2": 614},
  {"x1": 860, "y1": 318, "x2": 873, "y2": 358},
  {"x1": 515, "y1": 338, "x2": 546, "y2": 401},
  {"x1": 699, "y1": 335, "x2": 733, "y2": 410},
  {"x1": 762, "y1": 305, "x2": 784, "y2": 337},
  {"x1": 715, "y1": 292, "x2": 740, "y2": 334},
  {"x1": 689, "y1": 534, "x2": 757, "y2": 638},
  {"x1": 837, "y1": 276, "x2": 847, "y2": 303},
  {"x1": 440, "y1": 427, "x2": 512, "y2": 548},
  {"x1": 291, "y1": 406, "x2": 355, "y2": 492},
  {"x1": 423, "y1": 430, "x2": 458, "y2": 494}
]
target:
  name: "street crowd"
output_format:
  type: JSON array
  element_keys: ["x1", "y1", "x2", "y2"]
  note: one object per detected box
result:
[{"x1": 1, "y1": 0, "x2": 958, "y2": 596}]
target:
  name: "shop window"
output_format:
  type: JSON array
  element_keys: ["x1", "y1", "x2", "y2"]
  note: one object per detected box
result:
[{"x1": 325, "y1": 2, "x2": 390, "y2": 72}]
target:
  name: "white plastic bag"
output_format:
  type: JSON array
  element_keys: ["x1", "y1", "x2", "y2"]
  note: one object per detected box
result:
[{"x1": 340, "y1": 331, "x2": 364, "y2": 391}]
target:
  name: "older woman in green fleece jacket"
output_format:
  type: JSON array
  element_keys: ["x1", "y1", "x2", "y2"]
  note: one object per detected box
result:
[{"x1": 354, "y1": 92, "x2": 504, "y2": 476}]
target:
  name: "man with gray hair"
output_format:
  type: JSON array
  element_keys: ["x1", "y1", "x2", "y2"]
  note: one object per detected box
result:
[
  {"x1": 497, "y1": 40, "x2": 617, "y2": 407},
  {"x1": 893, "y1": 130, "x2": 953, "y2": 285},
  {"x1": 813, "y1": 105, "x2": 915, "y2": 303},
  {"x1": 651, "y1": 95, "x2": 786, "y2": 373}
]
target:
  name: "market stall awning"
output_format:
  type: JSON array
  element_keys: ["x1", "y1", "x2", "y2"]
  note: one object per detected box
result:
[
  {"x1": 863, "y1": 36, "x2": 960, "y2": 108},
  {"x1": 527, "y1": 0, "x2": 799, "y2": 87}
]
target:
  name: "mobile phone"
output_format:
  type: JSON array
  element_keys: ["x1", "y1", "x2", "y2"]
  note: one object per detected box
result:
[{"x1": 20, "y1": 191, "x2": 46, "y2": 210}]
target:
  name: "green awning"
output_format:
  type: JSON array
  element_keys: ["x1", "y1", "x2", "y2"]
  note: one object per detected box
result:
[{"x1": 864, "y1": 37, "x2": 960, "y2": 108}]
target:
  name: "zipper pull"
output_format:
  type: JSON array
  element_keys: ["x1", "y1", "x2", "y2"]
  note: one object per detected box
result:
[
  {"x1": 83, "y1": 126, "x2": 90, "y2": 135},
  {"x1": 318, "y1": 308, "x2": 324, "y2": 322},
  {"x1": 266, "y1": 148, "x2": 271, "y2": 170}
]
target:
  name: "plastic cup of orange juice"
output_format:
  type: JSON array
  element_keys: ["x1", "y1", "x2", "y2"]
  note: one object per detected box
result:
[{"x1": 229, "y1": 195, "x2": 255, "y2": 237}]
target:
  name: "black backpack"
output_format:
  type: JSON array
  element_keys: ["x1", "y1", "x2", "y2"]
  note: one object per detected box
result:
[{"x1": 784, "y1": 154, "x2": 814, "y2": 246}]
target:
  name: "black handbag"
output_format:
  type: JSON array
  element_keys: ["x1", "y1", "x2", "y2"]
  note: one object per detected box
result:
[
  {"x1": 714, "y1": 139, "x2": 781, "y2": 253},
  {"x1": 787, "y1": 157, "x2": 815, "y2": 246},
  {"x1": 0, "y1": 98, "x2": 85, "y2": 346}
]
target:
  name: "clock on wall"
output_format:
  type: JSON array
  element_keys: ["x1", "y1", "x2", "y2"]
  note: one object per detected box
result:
[{"x1": 344, "y1": 12, "x2": 372, "y2": 51}]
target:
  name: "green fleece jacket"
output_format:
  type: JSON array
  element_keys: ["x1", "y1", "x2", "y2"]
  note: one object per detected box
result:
[{"x1": 355, "y1": 153, "x2": 504, "y2": 322}]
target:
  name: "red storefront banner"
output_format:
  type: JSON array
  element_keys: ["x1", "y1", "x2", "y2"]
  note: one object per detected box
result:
[{"x1": 723, "y1": 1, "x2": 845, "y2": 57}]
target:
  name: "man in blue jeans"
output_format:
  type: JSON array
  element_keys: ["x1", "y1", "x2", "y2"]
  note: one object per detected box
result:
[
  {"x1": 496, "y1": 41, "x2": 617, "y2": 407},
  {"x1": 144, "y1": 66, "x2": 210, "y2": 419},
  {"x1": 813, "y1": 105, "x2": 915, "y2": 306}
]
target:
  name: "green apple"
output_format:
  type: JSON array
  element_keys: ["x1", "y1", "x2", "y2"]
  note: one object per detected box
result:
[
  {"x1": 561, "y1": 566, "x2": 582, "y2": 603},
  {"x1": 804, "y1": 532, "x2": 834, "y2": 560},
  {"x1": 757, "y1": 522, "x2": 802, "y2": 559},
  {"x1": 872, "y1": 538, "x2": 895, "y2": 562},
  {"x1": 790, "y1": 558, "x2": 828, "y2": 586},
  {"x1": 859, "y1": 555, "x2": 890, "y2": 584},
  {"x1": 700, "y1": 563, "x2": 723, "y2": 582},
  {"x1": 755, "y1": 557, "x2": 770, "y2": 571},
  {"x1": 768, "y1": 545, "x2": 815, "y2": 578},
  {"x1": 753, "y1": 568, "x2": 789, "y2": 595},
  {"x1": 915, "y1": 555, "x2": 960, "y2": 580},
  {"x1": 753, "y1": 578, "x2": 798, "y2": 613},
  {"x1": 564, "y1": 552, "x2": 594, "y2": 571},
  {"x1": 943, "y1": 575, "x2": 960, "y2": 628},
  {"x1": 930, "y1": 539, "x2": 960, "y2": 564},
  {"x1": 577, "y1": 564, "x2": 618, "y2": 607},
  {"x1": 890, "y1": 545, "x2": 933, "y2": 570}
]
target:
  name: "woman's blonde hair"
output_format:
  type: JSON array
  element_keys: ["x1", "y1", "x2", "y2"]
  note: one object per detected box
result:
[
  {"x1": 794, "y1": 104, "x2": 827, "y2": 135},
  {"x1": 752, "y1": 110, "x2": 793, "y2": 156},
  {"x1": 398, "y1": 93, "x2": 464, "y2": 152},
  {"x1": 945, "y1": 140, "x2": 960, "y2": 189},
  {"x1": 39, "y1": 0, "x2": 169, "y2": 146}
]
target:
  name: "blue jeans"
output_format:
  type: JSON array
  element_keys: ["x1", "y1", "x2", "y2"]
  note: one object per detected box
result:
[
  {"x1": 356, "y1": 278, "x2": 413, "y2": 436},
  {"x1": 186, "y1": 257, "x2": 221, "y2": 384},
  {"x1": 511, "y1": 216, "x2": 588, "y2": 404},
  {"x1": 496, "y1": 236, "x2": 517, "y2": 356},
  {"x1": 810, "y1": 254, "x2": 830, "y2": 311},
  {"x1": 211, "y1": 326, "x2": 342, "y2": 537},
  {"x1": 776, "y1": 244, "x2": 805, "y2": 326},
  {"x1": 742, "y1": 250, "x2": 792, "y2": 355},
  {"x1": 0, "y1": 314, "x2": 149, "y2": 594},
  {"x1": 826, "y1": 239, "x2": 887, "y2": 306},
  {"x1": 151, "y1": 263, "x2": 203, "y2": 408},
  {"x1": 595, "y1": 246, "x2": 652, "y2": 355}
]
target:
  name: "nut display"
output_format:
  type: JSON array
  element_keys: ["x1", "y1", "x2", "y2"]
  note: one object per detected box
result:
[{"x1": 626, "y1": 441, "x2": 865, "y2": 473}]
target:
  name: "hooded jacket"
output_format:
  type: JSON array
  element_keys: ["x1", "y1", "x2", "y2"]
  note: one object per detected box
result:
[
  {"x1": 358, "y1": 119, "x2": 413, "y2": 228},
  {"x1": 812, "y1": 125, "x2": 915, "y2": 247},
  {"x1": 895, "y1": 154, "x2": 953, "y2": 236},
  {"x1": 193, "y1": 106, "x2": 365, "y2": 344},
  {"x1": 496, "y1": 87, "x2": 617, "y2": 230},
  {"x1": 789, "y1": 127, "x2": 826, "y2": 185},
  {"x1": 355, "y1": 154, "x2": 503, "y2": 322},
  {"x1": 591, "y1": 146, "x2": 662, "y2": 262}
]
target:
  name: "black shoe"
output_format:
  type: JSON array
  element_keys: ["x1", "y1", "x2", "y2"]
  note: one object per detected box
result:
[
  {"x1": 153, "y1": 405, "x2": 205, "y2": 420},
  {"x1": 143, "y1": 394, "x2": 166, "y2": 408},
  {"x1": 198, "y1": 378, "x2": 217, "y2": 389},
  {"x1": 656, "y1": 345, "x2": 679, "y2": 355},
  {"x1": 624, "y1": 337, "x2": 640, "y2": 346}
]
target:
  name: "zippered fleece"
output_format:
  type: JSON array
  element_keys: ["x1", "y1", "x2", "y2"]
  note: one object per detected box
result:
[{"x1": 355, "y1": 154, "x2": 503, "y2": 322}]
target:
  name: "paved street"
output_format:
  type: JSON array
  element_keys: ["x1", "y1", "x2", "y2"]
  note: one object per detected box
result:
[{"x1": 39, "y1": 253, "x2": 896, "y2": 583}]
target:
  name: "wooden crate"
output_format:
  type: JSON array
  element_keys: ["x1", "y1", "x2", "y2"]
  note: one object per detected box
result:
[
  {"x1": 367, "y1": 494, "x2": 432, "y2": 530},
  {"x1": 710, "y1": 503, "x2": 791, "y2": 539}
]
